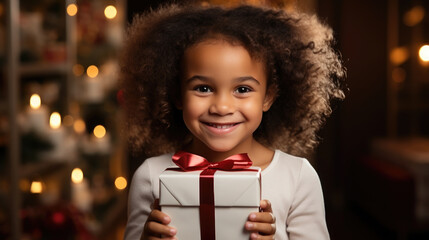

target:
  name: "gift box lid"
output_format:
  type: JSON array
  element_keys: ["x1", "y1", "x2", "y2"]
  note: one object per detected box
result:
[{"x1": 159, "y1": 167, "x2": 261, "y2": 207}]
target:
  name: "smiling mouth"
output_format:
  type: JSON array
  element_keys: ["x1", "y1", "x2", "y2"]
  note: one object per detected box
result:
[{"x1": 203, "y1": 122, "x2": 240, "y2": 129}]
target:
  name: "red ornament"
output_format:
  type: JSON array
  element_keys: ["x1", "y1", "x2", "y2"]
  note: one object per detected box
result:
[{"x1": 52, "y1": 212, "x2": 65, "y2": 225}]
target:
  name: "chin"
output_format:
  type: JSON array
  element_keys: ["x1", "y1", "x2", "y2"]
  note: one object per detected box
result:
[
  {"x1": 203, "y1": 141, "x2": 239, "y2": 153},
  {"x1": 208, "y1": 146, "x2": 234, "y2": 153}
]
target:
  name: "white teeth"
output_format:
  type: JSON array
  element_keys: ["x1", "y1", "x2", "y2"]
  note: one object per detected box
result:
[{"x1": 209, "y1": 123, "x2": 234, "y2": 129}]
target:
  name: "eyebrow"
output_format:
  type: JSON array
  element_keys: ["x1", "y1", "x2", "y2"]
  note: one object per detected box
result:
[{"x1": 185, "y1": 75, "x2": 261, "y2": 85}]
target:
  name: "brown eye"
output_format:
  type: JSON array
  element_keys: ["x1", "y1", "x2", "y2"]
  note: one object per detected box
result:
[
  {"x1": 235, "y1": 86, "x2": 252, "y2": 94},
  {"x1": 194, "y1": 85, "x2": 212, "y2": 93}
]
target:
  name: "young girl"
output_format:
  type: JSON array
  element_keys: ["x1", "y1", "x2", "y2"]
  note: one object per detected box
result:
[{"x1": 121, "y1": 3, "x2": 345, "y2": 240}]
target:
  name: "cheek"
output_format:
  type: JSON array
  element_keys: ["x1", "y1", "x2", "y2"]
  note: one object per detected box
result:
[
  {"x1": 182, "y1": 96, "x2": 206, "y2": 120},
  {"x1": 241, "y1": 99, "x2": 264, "y2": 121}
]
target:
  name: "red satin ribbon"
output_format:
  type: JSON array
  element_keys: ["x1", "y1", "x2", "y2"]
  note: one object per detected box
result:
[
  {"x1": 172, "y1": 151, "x2": 253, "y2": 171},
  {"x1": 172, "y1": 151, "x2": 253, "y2": 240}
]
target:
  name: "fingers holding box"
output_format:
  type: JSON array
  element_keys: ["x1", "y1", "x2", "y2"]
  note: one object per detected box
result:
[
  {"x1": 141, "y1": 209, "x2": 177, "y2": 240},
  {"x1": 245, "y1": 199, "x2": 276, "y2": 239}
]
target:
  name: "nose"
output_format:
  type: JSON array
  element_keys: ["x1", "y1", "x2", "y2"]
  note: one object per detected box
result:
[{"x1": 209, "y1": 92, "x2": 235, "y2": 116}]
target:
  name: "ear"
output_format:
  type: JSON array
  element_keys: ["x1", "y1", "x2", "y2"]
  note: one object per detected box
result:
[{"x1": 262, "y1": 88, "x2": 276, "y2": 112}]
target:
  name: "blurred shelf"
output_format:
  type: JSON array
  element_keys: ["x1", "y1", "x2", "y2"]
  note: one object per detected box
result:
[
  {"x1": 19, "y1": 161, "x2": 69, "y2": 179},
  {"x1": 372, "y1": 137, "x2": 429, "y2": 166},
  {"x1": 19, "y1": 62, "x2": 69, "y2": 77}
]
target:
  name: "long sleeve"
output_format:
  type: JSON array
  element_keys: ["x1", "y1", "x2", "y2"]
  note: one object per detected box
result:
[
  {"x1": 286, "y1": 159, "x2": 330, "y2": 239},
  {"x1": 261, "y1": 150, "x2": 329, "y2": 240},
  {"x1": 124, "y1": 154, "x2": 173, "y2": 240},
  {"x1": 124, "y1": 160, "x2": 155, "y2": 240}
]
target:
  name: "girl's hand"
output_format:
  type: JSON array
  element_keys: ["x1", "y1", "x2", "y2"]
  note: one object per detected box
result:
[
  {"x1": 245, "y1": 199, "x2": 276, "y2": 240},
  {"x1": 141, "y1": 199, "x2": 177, "y2": 240}
]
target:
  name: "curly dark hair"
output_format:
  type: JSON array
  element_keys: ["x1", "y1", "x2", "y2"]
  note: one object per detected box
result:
[{"x1": 120, "y1": 4, "x2": 346, "y2": 158}]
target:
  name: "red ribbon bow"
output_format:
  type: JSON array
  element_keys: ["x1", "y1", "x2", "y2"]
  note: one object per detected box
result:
[
  {"x1": 171, "y1": 151, "x2": 254, "y2": 240},
  {"x1": 172, "y1": 150, "x2": 253, "y2": 171}
]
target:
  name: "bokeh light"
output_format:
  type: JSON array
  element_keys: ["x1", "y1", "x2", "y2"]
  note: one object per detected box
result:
[
  {"x1": 30, "y1": 181, "x2": 43, "y2": 194},
  {"x1": 73, "y1": 119, "x2": 86, "y2": 134},
  {"x1": 389, "y1": 47, "x2": 409, "y2": 65},
  {"x1": 66, "y1": 4, "x2": 78, "y2": 16},
  {"x1": 115, "y1": 177, "x2": 127, "y2": 190},
  {"x1": 50, "y1": 112, "x2": 61, "y2": 129},
  {"x1": 104, "y1": 5, "x2": 117, "y2": 19},
  {"x1": 71, "y1": 168, "x2": 84, "y2": 184},
  {"x1": 419, "y1": 45, "x2": 429, "y2": 62},
  {"x1": 30, "y1": 94, "x2": 41, "y2": 110},
  {"x1": 93, "y1": 125, "x2": 106, "y2": 138},
  {"x1": 87, "y1": 65, "x2": 99, "y2": 78},
  {"x1": 403, "y1": 6, "x2": 425, "y2": 27},
  {"x1": 73, "y1": 64, "x2": 85, "y2": 77}
]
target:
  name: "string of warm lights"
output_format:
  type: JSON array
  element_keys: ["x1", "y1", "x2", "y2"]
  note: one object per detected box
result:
[
  {"x1": 389, "y1": 5, "x2": 429, "y2": 67},
  {"x1": 71, "y1": 167, "x2": 127, "y2": 190},
  {"x1": 23, "y1": 1, "x2": 128, "y2": 198},
  {"x1": 25, "y1": 92, "x2": 128, "y2": 194},
  {"x1": 390, "y1": 44, "x2": 429, "y2": 65},
  {"x1": 66, "y1": 2, "x2": 118, "y2": 20},
  {"x1": 28, "y1": 168, "x2": 127, "y2": 195}
]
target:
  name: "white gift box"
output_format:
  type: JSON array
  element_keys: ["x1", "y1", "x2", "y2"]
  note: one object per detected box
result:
[{"x1": 159, "y1": 166, "x2": 261, "y2": 240}]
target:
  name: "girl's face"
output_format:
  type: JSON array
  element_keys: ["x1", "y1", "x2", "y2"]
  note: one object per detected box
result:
[{"x1": 180, "y1": 39, "x2": 273, "y2": 155}]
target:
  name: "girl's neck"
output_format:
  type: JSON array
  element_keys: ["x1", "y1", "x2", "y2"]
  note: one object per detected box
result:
[{"x1": 183, "y1": 137, "x2": 274, "y2": 169}]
